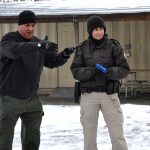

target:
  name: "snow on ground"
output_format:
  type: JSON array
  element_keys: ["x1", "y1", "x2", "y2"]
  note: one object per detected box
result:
[{"x1": 13, "y1": 104, "x2": 150, "y2": 150}]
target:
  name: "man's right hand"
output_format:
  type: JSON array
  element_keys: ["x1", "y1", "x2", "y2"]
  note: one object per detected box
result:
[
  {"x1": 39, "y1": 36, "x2": 58, "y2": 54},
  {"x1": 46, "y1": 42, "x2": 58, "y2": 54}
]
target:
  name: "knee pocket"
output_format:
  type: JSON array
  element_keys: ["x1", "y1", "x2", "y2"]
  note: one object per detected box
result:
[
  {"x1": 0, "y1": 113, "x2": 6, "y2": 122},
  {"x1": 0, "y1": 113, "x2": 14, "y2": 131}
]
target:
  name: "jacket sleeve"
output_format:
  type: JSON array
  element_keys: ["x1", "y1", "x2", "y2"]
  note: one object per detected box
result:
[
  {"x1": 107, "y1": 41, "x2": 130, "y2": 80},
  {"x1": 44, "y1": 50, "x2": 68, "y2": 68},
  {"x1": 70, "y1": 47, "x2": 95, "y2": 81},
  {"x1": 1, "y1": 33, "x2": 41, "y2": 59}
]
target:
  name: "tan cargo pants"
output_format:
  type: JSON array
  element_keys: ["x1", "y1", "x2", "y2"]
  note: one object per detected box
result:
[{"x1": 80, "y1": 92, "x2": 128, "y2": 150}]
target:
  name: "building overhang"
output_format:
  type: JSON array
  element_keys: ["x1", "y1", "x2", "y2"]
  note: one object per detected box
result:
[{"x1": 0, "y1": 0, "x2": 150, "y2": 23}]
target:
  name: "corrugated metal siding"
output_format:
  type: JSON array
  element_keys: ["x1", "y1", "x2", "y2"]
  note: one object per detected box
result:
[
  {"x1": 57, "y1": 22, "x2": 76, "y2": 87},
  {"x1": 127, "y1": 20, "x2": 150, "y2": 80},
  {"x1": 0, "y1": 20, "x2": 150, "y2": 89},
  {"x1": 106, "y1": 21, "x2": 150, "y2": 81}
]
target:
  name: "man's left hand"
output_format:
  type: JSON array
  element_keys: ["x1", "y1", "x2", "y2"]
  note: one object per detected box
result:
[{"x1": 61, "y1": 47, "x2": 75, "y2": 58}]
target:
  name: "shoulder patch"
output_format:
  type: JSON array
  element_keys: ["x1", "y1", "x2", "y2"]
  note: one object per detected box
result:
[{"x1": 123, "y1": 52, "x2": 127, "y2": 59}]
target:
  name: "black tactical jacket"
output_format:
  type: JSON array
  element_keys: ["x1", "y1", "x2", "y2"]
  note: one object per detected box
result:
[
  {"x1": 71, "y1": 36, "x2": 130, "y2": 93},
  {"x1": 0, "y1": 31, "x2": 67, "y2": 99}
]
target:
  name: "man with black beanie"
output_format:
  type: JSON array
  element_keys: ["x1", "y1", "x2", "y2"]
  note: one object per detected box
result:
[
  {"x1": 71, "y1": 15, "x2": 129, "y2": 150},
  {"x1": 18, "y1": 10, "x2": 36, "y2": 25},
  {"x1": 0, "y1": 10, "x2": 74, "y2": 150}
]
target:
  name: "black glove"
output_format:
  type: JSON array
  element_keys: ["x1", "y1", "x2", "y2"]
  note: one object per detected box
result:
[
  {"x1": 40, "y1": 35, "x2": 58, "y2": 54},
  {"x1": 61, "y1": 47, "x2": 75, "y2": 58},
  {"x1": 46, "y1": 42, "x2": 58, "y2": 55}
]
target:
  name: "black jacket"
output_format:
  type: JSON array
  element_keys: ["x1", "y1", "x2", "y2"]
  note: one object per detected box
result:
[
  {"x1": 0, "y1": 31, "x2": 67, "y2": 99},
  {"x1": 71, "y1": 36, "x2": 130, "y2": 93}
]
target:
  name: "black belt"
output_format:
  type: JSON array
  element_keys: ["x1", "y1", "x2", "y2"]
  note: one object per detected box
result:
[{"x1": 81, "y1": 86, "x2": 106, "y2": 93}]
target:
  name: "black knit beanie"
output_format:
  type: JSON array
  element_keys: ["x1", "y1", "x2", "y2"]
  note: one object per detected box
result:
[
  {"x1": 18, "y1": 10, "x2": 36, "y2": 25},
  {"x1": 87, "y1": 15, "x2": 106, "y2": 35}
]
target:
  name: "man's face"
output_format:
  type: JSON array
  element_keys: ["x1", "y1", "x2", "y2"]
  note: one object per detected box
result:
[{"x1": 18, "y1": 23, "x2": 36, "y2": 39}]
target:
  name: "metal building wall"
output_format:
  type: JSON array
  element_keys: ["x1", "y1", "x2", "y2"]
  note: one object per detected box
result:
[
  {"x1": 35, "y1": 23, "x2": 59, "y2": 89},
  {"x1": 0, "y1": 20, "x2": 150, "y2": 89},
  {"x1": 109, "y1": 20, "x2": 150, "y2": 81}
]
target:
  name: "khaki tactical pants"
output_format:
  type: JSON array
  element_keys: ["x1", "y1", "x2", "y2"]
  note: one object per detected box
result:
[
  {"x1": 80, "y1": 92, "x2": 128, "y2": 150},
  {"x1": 0, "y1": 95, "x2": 44, "y2": 150}
]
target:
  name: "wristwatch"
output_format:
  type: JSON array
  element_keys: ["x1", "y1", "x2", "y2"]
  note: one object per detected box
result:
[{"x1": 37, "y1": 43, "x2": 41, "y2": 48}]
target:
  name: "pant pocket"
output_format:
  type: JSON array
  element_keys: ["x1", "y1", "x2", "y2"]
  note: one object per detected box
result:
[
  {"x1": 0, "y1": 113, "x2": 16, "y2": 131},
  {"x1": 80, "y1": 108, "x2": 84, "y2": 125},
  {"x1": 109, "y1": 93, "x2": 122, "y2": 113}
]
